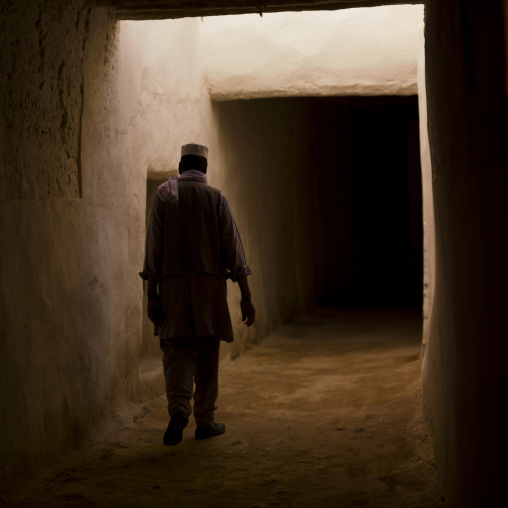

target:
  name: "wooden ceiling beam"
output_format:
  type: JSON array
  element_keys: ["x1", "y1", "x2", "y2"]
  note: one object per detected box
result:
[{"x1": 96, "y1": 0, "x2": 423, "y2": 20}]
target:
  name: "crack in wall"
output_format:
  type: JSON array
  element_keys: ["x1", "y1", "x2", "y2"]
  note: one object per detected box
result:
[{"x1": 77, "y1": 6, "x2": 92, "y2": 198}]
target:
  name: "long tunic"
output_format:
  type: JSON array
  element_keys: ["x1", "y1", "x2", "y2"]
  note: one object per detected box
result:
[{"x1": 140, "y1": 177, "x2": 251, "y2": 342}]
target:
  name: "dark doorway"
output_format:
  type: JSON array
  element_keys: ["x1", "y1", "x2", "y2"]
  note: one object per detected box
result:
[
  {"x1": 308, "y1": 96, "x2": 422, "y2": 308},
  {"x1": 212, "y1": 95, "x2": 422, "y2": 315}
]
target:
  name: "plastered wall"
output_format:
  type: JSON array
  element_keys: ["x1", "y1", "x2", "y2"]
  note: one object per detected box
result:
[
  {"x1": 0, "y1": 1, "x2": 120, "y2": 486},
  {"x1": 117, "y1": 20, "x2": 213, "y2": 180},
  {"x1": 423, "y1": 1, "x2": 508, "y2": 505},
  {"x1": 201, "y1": 5, "x2": 424, "y2": 99},
  {"x1": 416, "y1": 22, "x2": 435, "y2": 349},
  {"x1": 113, "y1": 19, "x2": 212, "y2": 367},
  {"x1": 0, "y1": 1, "x2": 90, "y2": 200},
  {"x1": 209, "y1": 98, "x2": 315, "y2": 359}
]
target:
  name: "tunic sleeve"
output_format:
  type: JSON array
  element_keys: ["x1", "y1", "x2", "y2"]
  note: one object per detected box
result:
[
  {"x1": 219, "y1": 194, "x2": 252, "y2": 282},
  {"x1": 139, "y1": 194, "x2": 165, "y2": 281}
]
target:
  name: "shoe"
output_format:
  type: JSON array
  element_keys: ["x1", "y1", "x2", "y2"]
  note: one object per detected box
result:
[
  {"x1": 195, "y1": 422, "x2": 226, "y2": 440},
  {"x1": 163, "y1": 411, "x2": 189, "y2": 446}
]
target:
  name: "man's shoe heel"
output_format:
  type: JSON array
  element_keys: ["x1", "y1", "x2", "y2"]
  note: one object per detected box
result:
[{"x1": 195, "y1": 422, "x2": 226, "y2": 440}]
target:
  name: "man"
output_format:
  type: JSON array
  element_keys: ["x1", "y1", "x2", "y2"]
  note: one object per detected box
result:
[{"x1": 140, "y1": 143, "x2": 255, "y2": 446}]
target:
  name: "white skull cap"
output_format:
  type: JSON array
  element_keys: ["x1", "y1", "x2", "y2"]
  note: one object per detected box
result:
[{"x1": 181, "y1": 143, "x2": 208, "y2": 159}]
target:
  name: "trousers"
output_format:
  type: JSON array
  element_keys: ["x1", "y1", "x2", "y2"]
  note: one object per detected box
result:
[{"x1": 160, "y1": 335, "x2": 220, "y2": 426}]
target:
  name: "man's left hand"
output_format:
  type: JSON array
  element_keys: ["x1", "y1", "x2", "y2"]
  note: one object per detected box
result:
[{"x1": 241, "y1": 298, "x2": 256, "y2": 327}]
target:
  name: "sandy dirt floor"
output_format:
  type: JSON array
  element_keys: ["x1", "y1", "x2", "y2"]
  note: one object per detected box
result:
[{"x1": 5, "y1": 308, "x2": 444, "y2": 507}]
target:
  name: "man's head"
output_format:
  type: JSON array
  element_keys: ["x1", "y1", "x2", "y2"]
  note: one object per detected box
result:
[{"x1": 179, "y1": 143, "x2": 208, "y2": 174}]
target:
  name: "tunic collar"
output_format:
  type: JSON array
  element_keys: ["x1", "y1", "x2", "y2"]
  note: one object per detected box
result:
[{"x1": 157, "y1": 169, "x2": 207, "y2": 204}]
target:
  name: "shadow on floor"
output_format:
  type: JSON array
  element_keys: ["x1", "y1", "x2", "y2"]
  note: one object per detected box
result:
[{"x1": 7, "y1": 308, "x2": 443, "y2": 508}]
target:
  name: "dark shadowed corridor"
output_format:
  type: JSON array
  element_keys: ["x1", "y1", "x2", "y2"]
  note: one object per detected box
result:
[
  {"x1": 7, "y1": 309, "x2": 442, "y2": 508},
  {"x1": 2, "y1": 2, "x2": 507, "y2": 506}
]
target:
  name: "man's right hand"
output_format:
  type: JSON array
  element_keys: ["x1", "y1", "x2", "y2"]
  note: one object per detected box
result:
[{"x1": 147, "y1": 296, "x2": 164, "y2": 325}]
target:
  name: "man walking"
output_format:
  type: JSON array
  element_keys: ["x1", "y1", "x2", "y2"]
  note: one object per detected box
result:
[{"x1": 140, "y1": 143, "x2": 255, "y2": 446}]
